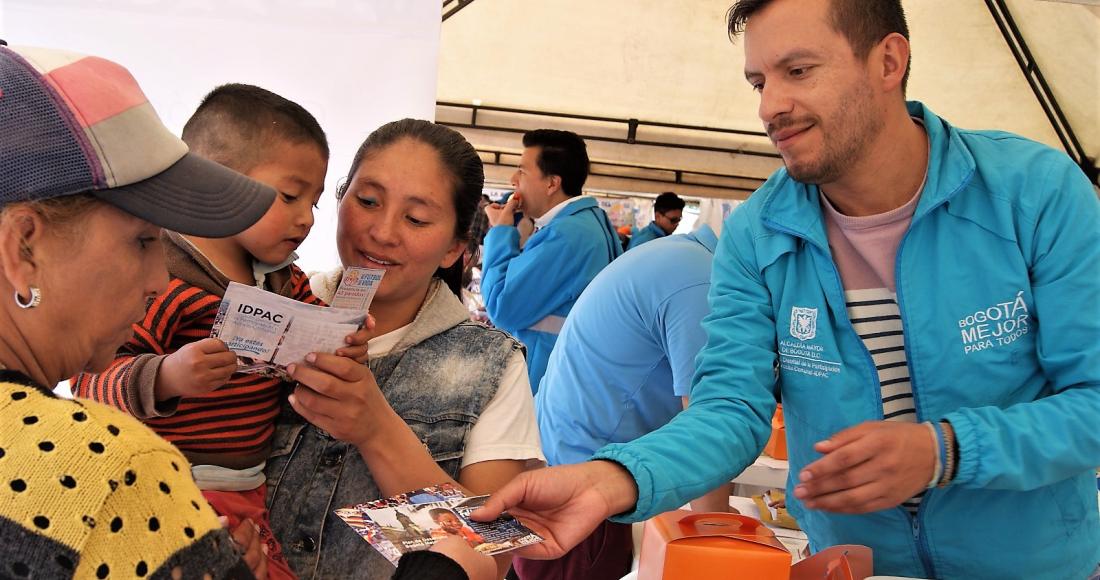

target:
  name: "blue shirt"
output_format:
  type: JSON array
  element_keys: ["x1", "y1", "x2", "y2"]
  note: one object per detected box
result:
[
  {"x1": 626, "y1": 221, "x2": 667, "y2": 250},
  {"x1": 536, "y1": 226, "x2": 718, "y2": 466}
]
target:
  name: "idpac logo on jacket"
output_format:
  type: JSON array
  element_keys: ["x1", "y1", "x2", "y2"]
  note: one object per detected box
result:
[
  {"x1": 790, "y1": 307, "x2": 818, "y2": 341},
  {"x1": 779, "y1": 306, "x2": 840, "y2": 380}
]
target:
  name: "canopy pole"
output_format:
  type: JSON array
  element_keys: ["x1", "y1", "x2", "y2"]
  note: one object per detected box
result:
[
  {"x1": 442, "y1": 0, "x2": 476, "y2": 22},
  {"x1": 984, "y1": 0, "x2": 1098, "y2": 184}
]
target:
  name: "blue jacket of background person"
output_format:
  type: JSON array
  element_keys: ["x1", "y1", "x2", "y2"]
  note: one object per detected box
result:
[
  {"x1": 626, "y1": 221, "x2": 667, "y2": 250},
  {"x1": 482, "y1": 196, "x2": 622, "y2": 390},
  {"x1": 593, "y1": 102, "x2": 1100, "y2": 580}
]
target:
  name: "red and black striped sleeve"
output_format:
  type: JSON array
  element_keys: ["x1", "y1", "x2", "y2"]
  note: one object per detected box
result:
[{"x1": 288, "y1": 264, "x2": 326, "y2": 306}]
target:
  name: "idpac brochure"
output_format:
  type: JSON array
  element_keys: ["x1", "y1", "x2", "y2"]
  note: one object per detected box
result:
[{"x1": 210, "y1": 267, "x2": 384, "y2": 377}]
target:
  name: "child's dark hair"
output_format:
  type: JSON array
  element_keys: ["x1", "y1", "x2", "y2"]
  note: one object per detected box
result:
[
  {"x1": 181, "y1": 83, "x2": 329, "y2": 173},
  {"x1": 336, "y1": 119, "x2": 484, "y2": 297}
]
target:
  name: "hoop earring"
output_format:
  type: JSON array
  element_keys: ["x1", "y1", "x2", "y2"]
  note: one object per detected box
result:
[{"x1": 14, "y1": 286, "x2": 41, "y2": 309}]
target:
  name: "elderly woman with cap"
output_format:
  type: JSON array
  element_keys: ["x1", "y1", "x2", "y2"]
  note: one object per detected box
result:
[{"x1": 0, "y1": 43, "x2": 275, "y2": 578}]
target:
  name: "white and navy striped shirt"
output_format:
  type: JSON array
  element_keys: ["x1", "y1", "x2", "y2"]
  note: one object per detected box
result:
[
  {"x1": 821, "y1": 180, "x2": 927, "y2": 515},
  {"x1": 845, "y1": 288, "x2": 922, "y2": 513}
]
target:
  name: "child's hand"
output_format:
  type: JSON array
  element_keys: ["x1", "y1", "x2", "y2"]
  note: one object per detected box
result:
[
  {"x1": 335, "y1": 314, "x2": 375, "y2": 364},
  {"x1": 229, "y1": 518, "x2": 268, "y2": 580},
  {"x1": 154, "y1": 338, "x2": 238, "y2": 401}
]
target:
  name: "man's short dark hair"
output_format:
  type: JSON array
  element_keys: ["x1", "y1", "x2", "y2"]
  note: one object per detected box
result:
[
  {"x1": 727, "y1": 0, "x2": 911, "y2": 92},
  {"x1": 654, "y1": 191, "x2": 686, "y2": 213},
  {"x1": 522, "y1": 129, "x2": 590, "y2": 197},
  {"x1": 181, "y1": 83, "x2": 329, "y2": 174}
]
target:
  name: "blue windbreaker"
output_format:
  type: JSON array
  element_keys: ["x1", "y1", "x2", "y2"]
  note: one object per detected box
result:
[
  {"x1": 594, "y1": 102, "x2": 1100, "y2": 579},
  {"x1": 482, "y1": 196, "x2": 621, "y2": 389},
  {"x1": 627, "y1": 221, "x2": 667, "y2": 250}
]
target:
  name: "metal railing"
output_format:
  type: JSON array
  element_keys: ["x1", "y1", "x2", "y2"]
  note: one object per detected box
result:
[
  {"x1": 437, "y1": 101, "x2": 780, "y2": 160},
  {"x1": 474, "y1": 147, "x2": 765, "y2": 195}
]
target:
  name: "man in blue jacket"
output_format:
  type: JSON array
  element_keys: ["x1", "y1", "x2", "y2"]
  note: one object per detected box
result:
[
  {"x1": 482, "y1": 129, "x2": 622, "y2": 390},
  {"x1": 627, "y1": 191, "x2": 685, "y2": 250},
  {"x1": 475, "y1": 1, "x2": 1100, "y2": 578}
]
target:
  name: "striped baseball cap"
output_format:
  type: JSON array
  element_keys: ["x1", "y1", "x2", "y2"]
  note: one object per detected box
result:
[{"x1": 0, "y1": 42, "x2": 274, "y2": 237}]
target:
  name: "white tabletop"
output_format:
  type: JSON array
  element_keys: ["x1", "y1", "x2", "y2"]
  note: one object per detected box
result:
[{"x1": 731, "y1": 455, "x2": 789, "y2": 488}]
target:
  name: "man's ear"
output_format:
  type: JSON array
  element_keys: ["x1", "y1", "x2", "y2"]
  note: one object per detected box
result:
[
  {"x1": 876, "y1": 32, "x2": 910, "y2": 94},
  {"x1": 546, "y1": 174, "x2": 563, "y2": 197},
  {"x1": 0, "y1": 207, "x2": 44, "y2": 295}
]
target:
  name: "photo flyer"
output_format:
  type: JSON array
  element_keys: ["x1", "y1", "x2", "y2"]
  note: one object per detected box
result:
[{"x1": 335, "y1": 485, "x2": 543, "y2": 566}]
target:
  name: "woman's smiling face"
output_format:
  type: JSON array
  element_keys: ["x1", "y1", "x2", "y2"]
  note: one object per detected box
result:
[{"x1": 336, "y1": 137, "x2": 465, "y2": 312}]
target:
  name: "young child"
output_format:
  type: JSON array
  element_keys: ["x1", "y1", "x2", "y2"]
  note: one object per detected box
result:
[
  {"x1": 74, "y1": 84, "x2": 363, "y2": 579},
  {"x1": 428, "y1": 509, "x2": 485, "y2": 548}
]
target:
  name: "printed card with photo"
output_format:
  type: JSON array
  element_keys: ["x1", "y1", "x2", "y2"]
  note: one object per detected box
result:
[
  {"x1": 356, "y1": 483, "x2": 467, "y2": 511},
  {"x1": 334, "y1": 507, "x2": 403, "y2": 566},
  {"x1": 449, "y1": 495, "x2": 545, "y2": 554},
  {"x1": 335, "y1": 492, "x2": 543, "y2": 566}
]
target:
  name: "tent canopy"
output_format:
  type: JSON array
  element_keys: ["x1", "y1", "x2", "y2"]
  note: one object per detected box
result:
[{"x1": 437, "y1": 0, "x2": 1099, "y2": 198}]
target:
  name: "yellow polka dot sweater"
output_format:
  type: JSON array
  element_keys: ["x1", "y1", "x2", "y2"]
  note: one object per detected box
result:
[{"x1": 0, "y1": 371, "x2": 252, "y2": 578}]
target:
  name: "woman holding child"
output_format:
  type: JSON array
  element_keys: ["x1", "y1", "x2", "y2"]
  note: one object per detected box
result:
[{"x1": 265, "y1": 119, "x2": 543, "y2": 578}]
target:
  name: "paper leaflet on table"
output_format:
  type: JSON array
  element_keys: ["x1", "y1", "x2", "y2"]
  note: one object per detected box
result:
[
  {"x1": 335, "y1": 485, "x2": 543, "y2": 566},
  {"x1": 211, "y1": 278, "x2": 372, "y2": 379},
  {"x1": 752, "y1": 489, "x2": 800, "y2": 530}
]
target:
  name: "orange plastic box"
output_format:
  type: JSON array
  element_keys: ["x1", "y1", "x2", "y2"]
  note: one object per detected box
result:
[
  {"x1": 789, "y1": 545, "x2": 873, "y2": 580},
  {"x1": 764, "y1": 404, "x2": 788, "y2": 460},
  {"x1": 639, "y1": 510, "x2": 874, "y2": 580},
  {"x1": 638, "y1": 511, "x2": 792, "y2": 580}
]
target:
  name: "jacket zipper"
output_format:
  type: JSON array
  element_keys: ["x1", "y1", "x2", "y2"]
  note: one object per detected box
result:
[
  {"x1": 766, "y1": 218, "x2": 940, "y2": 578},
  {"x1": 893, "y1": 192, "x2": 956, "y2": 580},
  {"x1": 893, "y1": 154, "x2": 975, "y2": 577}
]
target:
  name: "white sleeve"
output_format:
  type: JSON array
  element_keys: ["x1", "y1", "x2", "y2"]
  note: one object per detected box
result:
[
  {"x1": 307, "y1": 267, "x2": 343, "y2": 304},
  {"x1": 460, "y1": 350, "x2": 546, "y2": 468}
]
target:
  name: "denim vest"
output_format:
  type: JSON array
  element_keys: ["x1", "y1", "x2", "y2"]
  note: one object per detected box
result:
[{"x1": 264, "y1": 279, "x2": 521, "y2": 578}]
